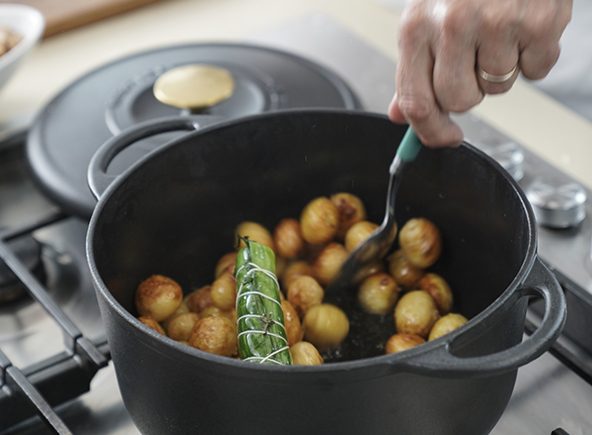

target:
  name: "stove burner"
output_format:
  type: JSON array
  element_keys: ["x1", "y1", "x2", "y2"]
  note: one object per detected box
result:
[{"x1": 0, "y1": 236, "x2": 44, "y2": 303}]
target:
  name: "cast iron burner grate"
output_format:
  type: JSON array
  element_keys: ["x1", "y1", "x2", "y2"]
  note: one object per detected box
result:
[{"x1": 0, "y1": 212, "x2": 110, "y2": 433}]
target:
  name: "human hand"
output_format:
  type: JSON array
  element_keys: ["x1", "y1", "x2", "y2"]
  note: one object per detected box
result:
[{"x1": 388, "y1": 0, "x2": 572, "y2": 147}]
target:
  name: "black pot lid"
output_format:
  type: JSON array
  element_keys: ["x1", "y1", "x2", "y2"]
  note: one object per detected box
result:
[{"x1": 26, "y1": 43, "x2": 362, "y2": 218}]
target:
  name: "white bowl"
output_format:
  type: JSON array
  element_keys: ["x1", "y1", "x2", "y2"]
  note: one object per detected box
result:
[{"x1": 0, "y1": 4, "x2": 45, "y2": 94}]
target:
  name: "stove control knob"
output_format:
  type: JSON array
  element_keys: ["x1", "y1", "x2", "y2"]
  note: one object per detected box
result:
[
  {"x1": 473, "y1": 139, "x2": 524, "y2": 181},
  {"x1": 526, "y1": 177, "x2": 587, "y2": 228}
]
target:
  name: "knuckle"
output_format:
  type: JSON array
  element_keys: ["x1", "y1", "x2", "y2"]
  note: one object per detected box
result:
[
  {"x1": 397, "y1": 94, "x2": 435, "y2": 123},
  {"x1": 438, "y1": 5, "x2": 473, "y2": 41},
  {"x1": 520, "y1": 45, "x2": 560, "y2": 80}
]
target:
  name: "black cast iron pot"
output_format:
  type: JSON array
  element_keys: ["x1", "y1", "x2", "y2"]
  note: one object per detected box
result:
[{"x1": 86, "y1": 110, "x2": 566, "y2": 435}]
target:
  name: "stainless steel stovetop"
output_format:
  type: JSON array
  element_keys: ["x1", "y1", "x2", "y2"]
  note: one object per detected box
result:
[{"x1": 1, "y1": 13, "x2": 592, "y2": 435}]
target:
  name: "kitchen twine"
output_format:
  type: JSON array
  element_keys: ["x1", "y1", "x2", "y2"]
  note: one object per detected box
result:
[{"x1": 235, "y1": 262, "x2": 290, "y2": 365}]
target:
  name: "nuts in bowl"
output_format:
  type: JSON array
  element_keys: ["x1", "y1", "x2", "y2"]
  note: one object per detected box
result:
[{"x1": 0, "y1": 4, "x2": 45, "y2": 94}]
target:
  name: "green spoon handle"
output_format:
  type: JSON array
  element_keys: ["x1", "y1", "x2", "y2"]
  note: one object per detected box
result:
[{"x1": 398, "y1": 127, "x2": 423, "y2": 161}]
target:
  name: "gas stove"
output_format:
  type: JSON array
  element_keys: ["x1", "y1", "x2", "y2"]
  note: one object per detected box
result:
[{"x1": 1, "y1": 13, "x2": 592, "y2": 435}]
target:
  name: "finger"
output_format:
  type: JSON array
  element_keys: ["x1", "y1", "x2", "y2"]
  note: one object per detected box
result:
[
  {"x1": 387, "y1": 92, "x2": 406, "y2": 124},
  {"x1": 432, "y1": 30, "x2": 484, "y2": 114},
  {"x1": 476, "y1": 34, "x2": 520, "y2": 95},
  {"x1": 519, "y1": 41, "x2": 560, "y2": 80},
  {"x1": 519, "y1": 0, "x2": 571, "y2": 79},
  {"x1": 394, "y1": 24, "x2": 463, "y2": 147}
]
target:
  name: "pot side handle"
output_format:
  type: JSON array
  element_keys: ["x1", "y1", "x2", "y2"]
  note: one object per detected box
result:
[
  {"x1": 87, "y1": 116, "x2": 205, "y2": 200},
  {"x1": 402, "y1": 257, "x2": 566, "y2": 378}
]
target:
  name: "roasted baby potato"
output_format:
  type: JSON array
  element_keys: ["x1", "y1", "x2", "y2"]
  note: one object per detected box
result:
[
  {"x1": 300, "y1": 197, "x2": 339, "y2": 245},
  {"x1": 189, "y1": 316, "x2": 237, "y2": 357},
  {"x1": 135, "y1": 275, "x2": 183, "y2": 322},
  {"x1": 357, "y1": 272, "x2": 400, "y2": 315},
  {"x1": 394, "y1": 290, "x2": 440, "y2": 338},
  {"x1": 235, "y1": 221, "x2": 275, "y2": 251},
  {"x1": 312, "y1": 242, "x2": 348, "y2": 286},
  {"x1": 344, "y1": 220, "x2": 379, "y2": 252},
  {"x1": 398, "y1": 218, "x2": 442, "y2": 268},
  {"x1": 385, "y1": 333, "x2": 426, "y2": 354},
  {"x1": 386, "y1": 249, "x2": 424, "y2": 289},
  {"x1": 274, "y1": 218, "x2": 305, "y2": 259},
  {"x1": 290, "y1": 341, "x2": 324, "y2": 365},
  {"x1": 287, "y1": 275, "x2": 324, "y2": 319},
  {"x1": 330, "y1": 192, "x2": 367, "y2": 240},
  {"x1": 416, "y1": 272, "x2": 453, "y2": 315},
  {"x1": 428, "y1": 313, "x2": 468, "y2": 341},
  {"x1": 303, "y1": 304, "x2": 349, "y2": 350}
]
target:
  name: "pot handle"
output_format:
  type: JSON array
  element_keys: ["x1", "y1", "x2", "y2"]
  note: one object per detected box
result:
[
  {"x1": 401, "y1": 257, "x2": 566, "y2": 377},
  {"x1": 87, "y1": 116, "x2": 205, "y2": 200}
]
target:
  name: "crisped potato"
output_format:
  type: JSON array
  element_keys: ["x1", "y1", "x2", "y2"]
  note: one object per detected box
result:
[
  {"x1": 358, "y1": 272, "x2": 400, "y2": 315},
  {"x1": 189, "y1": 316, "x2": 237, "y2": 357},
  {"x1": 344, "y1": 220, "x2": 379, "y2": 252},
  {"x1": 394, "y1": 290, "x2": 439, "y2": 338},
  {"x1": 387, "y1": 249, "x2": 424, "y2": 289},
  {"x1": 300, "y1": 197, "x2": 339, "y2": 245},
  {"x1": 428, "y1": 313, "x2": 468, "y2": 341},
  {"x1": 135, "y1": 275, "x2": 183, "y2": 322},
  {"x1": 398, "y1": 218, "x2": 442, "y2": 268},
  {"x1": 303, "y1": 304, "x2": 349, "y2": 350},
  {"x1": 287, "y1": 275, "x2": 324, "y2": 318},
  {"x1": 290, "y1": 341, "x2": 324, "y2": 365},
  {"x1": 330, "y1": 192, "x2": 367, "y2": 240},
  {"x1": 312, "y1": 242, "x2": 348, "y2": 286},
  {"x1": 385, "y1": 333, "x2": 426, "y2": 354},
  {"x1": 274, "y1": 218, "x2": 305, "y2": 259},
  {"x1": 282, "y1": 300, "x2": 304, "y2": 346},
  {"x1": 416, "y1": 273, "x2": 453, "y2": 315},
  {"x1": 235, "y1": 221, "x2": 275, "y2": 251}
]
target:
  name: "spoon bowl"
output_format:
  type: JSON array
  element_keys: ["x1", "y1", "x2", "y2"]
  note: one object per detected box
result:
[{"x1": 325, "y1": 127, "x2": 422, "y2": 294}]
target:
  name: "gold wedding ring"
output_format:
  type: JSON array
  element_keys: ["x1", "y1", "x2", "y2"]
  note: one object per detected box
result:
[{"x1": 478, "y1": 65, "x2": 518, "y2": 83}]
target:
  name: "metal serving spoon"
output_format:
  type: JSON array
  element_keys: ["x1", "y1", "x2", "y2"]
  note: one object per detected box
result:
[{"x1": 326, "y1": 127, "x2": 423, "y2": 294}]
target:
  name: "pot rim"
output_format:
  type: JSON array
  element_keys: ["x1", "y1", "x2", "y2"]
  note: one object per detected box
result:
[{"x1": 86, "y1": 108, "x2": 538, "y2": 376}]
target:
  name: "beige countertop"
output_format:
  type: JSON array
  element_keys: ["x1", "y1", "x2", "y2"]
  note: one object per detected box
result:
[{"x1": 1, "y1": 0, "x2": 591, "y2": 189}]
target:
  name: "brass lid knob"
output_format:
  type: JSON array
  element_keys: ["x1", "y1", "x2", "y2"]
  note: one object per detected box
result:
[{"x1": 153, "y1": 64, "x2": 235, "y2": 111}]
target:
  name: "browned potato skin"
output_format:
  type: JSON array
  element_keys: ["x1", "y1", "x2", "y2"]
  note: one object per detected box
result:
[
  {"x1": 344, "y1": 221, "x2": 379, "y2": 252},
  {"x1": 281, "y1": 300, "x2": 304, "y2": 346},
  {"x1": 290, "y1": 341, "x2": 324, "y2": 365},
  {"x1": 214, "y1": 252, "x2": 236, "y2": 279},
  {"x1": 358, "y1": 273, "x2": 400, "y2": 315},
  {"x1": 235, "y1": 221, "x2": 275, "y2": 251},
  {"x1": 416, "y1": 273, "x2": 453, "y2": 315},
  {"x1": 138, "y1": 316, "x2": 167, "y2": 336},
  {"x1": 281, "y1": 260, "x2": 314, "y2": 291},
  {"x1": 428, "y1": 313, "x2": 468, "y2": 341},
  {"x1": 167, "y1": 312, "x2": 200, "y2": 342},
  {"x1": 313, "y1": 242, "x2": 348, "y2": 286},
  {"x1": 303, "y1": 304, "x2": 349, "y2": 350},
  {"x1": 162, "y1": 301, "x2": 190, "y2": 331},
  {"x1": 287, "y1": 275, "x2": 324, "y2": 319},
  {"x1": 399, "y1": 218, "x2": 442, "y2": 268},
  {"x1": 210, "y1": 271, "x2": 237, "y2": 311},
  {"x1": 135, "y1": 275, "x2": 183, "y2": 322},
  {"x1": 385, "y1": 333, "x2": 426, "y2": 354},
  {"x1": 394, "y1": 290, "x2": 440, "y2": 338},
  {"x1": 387, "y1": 249, "x2": 425, "y2": 289},
  {"x1": 199, "y1": 306, "x2": 237, "y2": 323},
  {"x1": 300, "y1": 197, "x2": 340, "y2": 245},
  {"x1": 185, "y1": 285, "x2": 213, "y2": 314},
  {"x1": 275, "y1": 255, "x2": 288, "y2": 284},
  {"x1": 274, "y1": 218, "x2": 305, "y2": 259},
  {"x1": 330, "y1": 192, "x2": 367, "y2": 240},
  {"x1": 189, "y1": 316, "x2": 237, "y2": 357}
]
